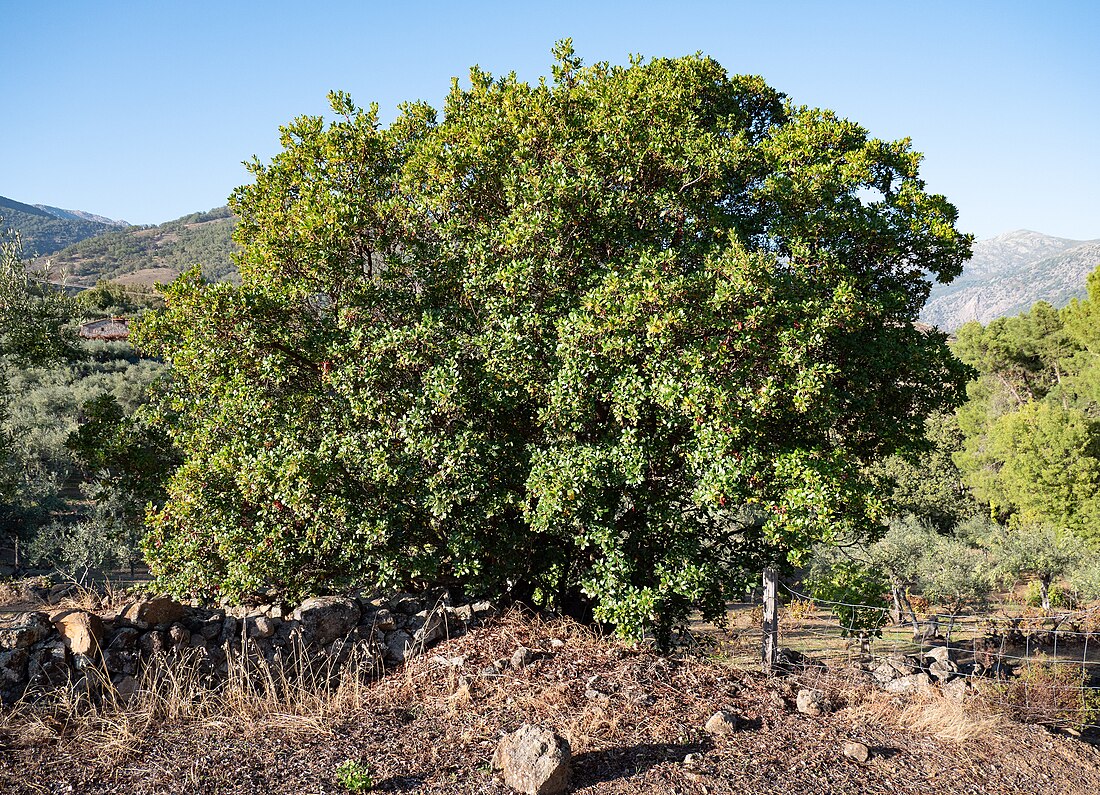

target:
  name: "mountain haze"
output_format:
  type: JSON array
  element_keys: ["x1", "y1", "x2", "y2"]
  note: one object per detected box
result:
[{"x1": 920, "y1": 230, "x2": 1100, "y2": 331}]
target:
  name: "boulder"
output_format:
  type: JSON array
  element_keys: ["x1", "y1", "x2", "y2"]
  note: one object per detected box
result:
[
  {"x1": 414, "y1": 609, "x2": 450, "y2": 648},
  {"x1": 796, "y1": 688, "x2": 828, "y2": 716},
  {"x1": 0, "y1": 612, "x2": 53, "y2": 650},
  {"x1": 49, "y1": 609, "x2": 104, "y2": 656},
  {"x1": 704, "y1": 710, "x2": 740, "y2": 737},
  {"x1": 27, "y1": 640, "x2": 70, "y2": 689},
  {"x1": 928, "y1": 658, "x2": 959, "y2": 682},
  {"x1": 492, "y1": 724, "x2": 572, "y2": 795},
  {"x1": 292, "y1": 596, "x2": 361, "y2": 646},
  {"x1": 0, "y1": 648, "x2": 29, "y2": 690},
  {"x1": 884, "y1": 672, "x2": 932, "y2": 694},
  {"x1": 372, "y1": 608, "x2": 397, "y2": 632},
  {"x1": 924, "y1": 645, "x2": 953, "y2": 663},
  {"x1": 942, "y1": 676, "x2": 969, "y2": 701},
  {"x1": 121, "y1": 598, "x2": 188, "y2": 628},
  {"x1": 383, "y1": 630, "x2": 414, "y2": 664},
  {"x1": 872, "y1": 662, "x2": 900, "y2": 685},
  {"x1": 246, "y1": 615, "x2": 276, "y2": 640}
]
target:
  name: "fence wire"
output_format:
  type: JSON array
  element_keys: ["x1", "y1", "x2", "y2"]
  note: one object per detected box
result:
[{"x1": 774, "y1": 584, "x2": 1100, "y2": 731}]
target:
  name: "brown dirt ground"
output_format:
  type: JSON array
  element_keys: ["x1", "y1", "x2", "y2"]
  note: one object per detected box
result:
[{"x1": 2, "y1": 614, "x2": 1099, "y2": 795}]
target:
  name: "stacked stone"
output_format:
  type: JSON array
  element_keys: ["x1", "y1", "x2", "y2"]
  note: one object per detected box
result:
[{"x1": 0, "y1": 592, "x2": 496, "y2": 704}]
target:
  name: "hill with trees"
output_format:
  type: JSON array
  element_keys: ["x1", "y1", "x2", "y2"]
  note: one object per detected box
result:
[
  {"x1": 921, "y1": 230, "x2": 1100, "y2": 331},
  {"x1": 32, "y1": 206, "x2": 239, "y2": 288},
  {"x1": 0, "y1": 194, "x2": 128, "y2": 257}
]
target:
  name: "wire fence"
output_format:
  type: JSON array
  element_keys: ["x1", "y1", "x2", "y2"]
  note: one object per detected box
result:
[{"x1": 772, "y1": 583, "x2": 1100, "y2": 731}]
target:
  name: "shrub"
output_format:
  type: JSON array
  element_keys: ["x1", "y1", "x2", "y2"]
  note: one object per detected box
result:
[{"x1": 987, "y1": 661, "x2": 1100, "y2": 730}]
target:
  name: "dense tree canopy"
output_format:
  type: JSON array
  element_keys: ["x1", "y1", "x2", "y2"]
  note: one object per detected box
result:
[
  {"x1": 954, "y1": 279, "x2": 1100, "y2": 543},
  {"x1": 136, "y1": 44, "x2": 971, "y2": 639}
]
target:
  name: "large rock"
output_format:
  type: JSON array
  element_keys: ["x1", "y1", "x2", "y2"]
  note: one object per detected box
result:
[
  {"x1": 383, "y1": 630, "x2": 414, "y2": 664},
  {"x1": 928, "y1": 658, "x2": 959, "y2": 682},
  {"x1": 796, "y1": 688, "x2": 828, "y2": 716},
  {"x1": 704, "y1": 710, "x2": 740, "y2": 737},
  {"x1": 492, "y1": 724, "x2": 572, "y2": 795},
  {"x1": 0, "y1": 612, "x2": 53, "y2": 650},
  {"x1": 121, "y1": 598, "x2": 188, "y2": 628},
  {"x1": 0, "y1": 648, "x2": 29, "y2": 691},
  {"x1": 884, "y1": 672, "x2": 932, "y2": 694},
  {"x1": 50, "y1": 609, "x2": 104, "y2": 655},
  {"x1": 292, "y1": 596, "x2": 361, "y2": 646}
]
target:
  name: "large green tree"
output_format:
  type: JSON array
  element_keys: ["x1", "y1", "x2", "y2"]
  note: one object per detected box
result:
[
  {"x1": 954, "y1": 274, "x2": 1100, "y2": 543},
  {"x1": 136, "y1": 45, "x2": 971, "y2": 639}
]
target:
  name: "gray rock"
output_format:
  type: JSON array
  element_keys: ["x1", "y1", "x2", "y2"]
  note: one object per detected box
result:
[
  {"x1": 924, "y1": 645, "x2": 953, "y2": 663},
  {"x1": 884, "y1": 672, "x2": 932, "y2": 693},
  {"x1": 942, "y1": 676, "x2": 969, "y2": 701},
  {"x1": 796, "y1": 688, "x2": 827, "y2": 716},
  {"x1": 415, "y1": 610, "x2": 449, "y2": 648},
  {"x1": 383, "y1": 630, "x2": 413, "y2": 664},
  {"x1": 246, "y1": 615, "x2": 276, "y2": 639},
  {"x1": 388, "y1": 593, "x2": 421, "y2": 615},
  {"x1": 0, "y1": 648, "x2": 29, "y2": 689},
  {"x1": 704, "y1": 710, "x2": 740, "y2": 736},
  {"x1": 139, "y1": 629, "x2": 168, "y2": 656},
  {"x1": 884, "y1": 652, "x2": 918, "y2": 675},
  {"x1": 873, "y1": 662, "x2": 900, "y2": 685},
  {"x1": 928, "y1": 658, "x2": 959, "y2": 682},
  {"x1": 168, "y1": 623, "x2": 191, "y2": 649},
  {"x1": 292, "y1": 596, "x2": 361, "y2": 646},
  {"x1": 492, "y1": 724, "x2": 572, "y2": 795},
  {"x1": 0, "y1": 612, "x2": 52, "y2": 650},
  {"x1": 27, "y1": 640, "x2": 70, "y2": 689}
]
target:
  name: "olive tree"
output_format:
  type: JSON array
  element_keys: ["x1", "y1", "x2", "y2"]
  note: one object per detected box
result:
[{"x1": 135, "y1": 43, "x2": 971, "y2": 640}]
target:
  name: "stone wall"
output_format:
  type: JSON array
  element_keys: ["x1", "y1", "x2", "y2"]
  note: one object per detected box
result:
[{"x1": 0, "y1": 592, "x2": 496, "y2": 704}]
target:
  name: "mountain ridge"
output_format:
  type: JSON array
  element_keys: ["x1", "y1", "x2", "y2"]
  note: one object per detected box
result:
[{"x1": 921, "y1": 230, "x2": 1100, "y2": 331}]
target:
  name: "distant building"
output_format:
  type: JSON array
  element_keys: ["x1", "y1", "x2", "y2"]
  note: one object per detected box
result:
[{"x1": 79, "y1": 317, "x2": 129, "y2": 341}]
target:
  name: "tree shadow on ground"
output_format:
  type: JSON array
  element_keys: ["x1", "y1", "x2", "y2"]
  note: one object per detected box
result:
[{"x1": 572, "y1": 740, "x2": 712, "y2": 786}]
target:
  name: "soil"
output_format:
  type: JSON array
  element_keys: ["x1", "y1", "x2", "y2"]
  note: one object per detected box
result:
[{"x1": 1, "y1": 614, "x2": 1099, "y2": 794}]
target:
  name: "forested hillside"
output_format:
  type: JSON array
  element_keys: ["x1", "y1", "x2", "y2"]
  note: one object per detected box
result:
[
  {"x1": 34, "y1": 206, "x2": 240, "y2": 287},
  {"x1": 0, "y1": 195, "x2": 127, "y2": 257},
  {"x1": 921, "y1": 230, "x2": 1100, "y2": 331}
]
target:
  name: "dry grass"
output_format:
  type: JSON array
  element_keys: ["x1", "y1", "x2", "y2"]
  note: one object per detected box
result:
[
  {"x1": 855, "y1": 689, "x2": 1010, "y2": 742},
  {"x1": 5, "y1": 610, "x2": 1100, "y2": 794}
]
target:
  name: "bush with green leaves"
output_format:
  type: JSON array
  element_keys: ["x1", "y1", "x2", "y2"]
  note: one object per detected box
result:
[
  {"x1": 806, "y1": 552, "x2": 890, "y2": 637},
  {"x1": 134, "y1": 43, "x2": 971, "y2": 640}
]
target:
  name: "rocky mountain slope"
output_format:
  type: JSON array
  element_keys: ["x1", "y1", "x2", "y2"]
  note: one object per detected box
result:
[
  {"x1": 921, "y1": 230, "x2": 1100, "y2": 331},
  {"x1": 0, "y1": 194, "x2": 128, "y2": 257}
]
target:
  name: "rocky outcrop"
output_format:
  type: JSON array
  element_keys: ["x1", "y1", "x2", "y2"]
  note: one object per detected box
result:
[{"x1": 0, "y1": 592, "x2": 497, "y2": 704}]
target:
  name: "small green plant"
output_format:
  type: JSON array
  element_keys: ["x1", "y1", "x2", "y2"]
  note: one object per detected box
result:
[{"x1": 335, "y1": 759, "x2": 373, "y2": 792}]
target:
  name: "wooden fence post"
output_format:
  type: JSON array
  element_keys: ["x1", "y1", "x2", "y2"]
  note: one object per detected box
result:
[{"x1": 762, "y1": 566, "x2": 778, "y2": 674}]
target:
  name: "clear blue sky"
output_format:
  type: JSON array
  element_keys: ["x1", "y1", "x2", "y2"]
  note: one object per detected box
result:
[{"x1": 3, "y1": 0, "x2": 1097, "y2": 240}]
